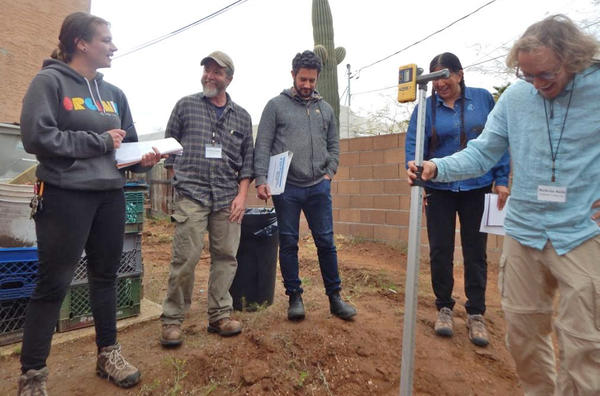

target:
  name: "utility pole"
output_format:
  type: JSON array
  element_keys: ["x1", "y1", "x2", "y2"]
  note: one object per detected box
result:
[{"x1": 346, "y1": 63, "x2": 351, "y2": 138}]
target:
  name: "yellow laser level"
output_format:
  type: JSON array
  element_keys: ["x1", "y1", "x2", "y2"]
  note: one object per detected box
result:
[{"x1": 397, "y1": 64, "x2": 417, "y2": 103}]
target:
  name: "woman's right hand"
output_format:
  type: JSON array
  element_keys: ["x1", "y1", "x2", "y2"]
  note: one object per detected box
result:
[{"x1": 107, "y1": 129, "x2": 126, "y2": 149}]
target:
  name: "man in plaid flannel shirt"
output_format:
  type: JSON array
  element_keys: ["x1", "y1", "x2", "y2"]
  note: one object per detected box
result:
[{"x1": 159, "y1": 51, "x2": 254, "y2": 346}]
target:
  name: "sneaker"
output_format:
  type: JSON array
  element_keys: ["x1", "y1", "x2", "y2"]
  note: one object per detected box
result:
[
  {"x1": 160, "y1": 323, "x2": 183, "y2": 347},
  {"x1": 467, "y1": 314, "x2": 489, "y2": 347},
  {"x1": 328, "y1": 292, "x2": 357, "y2": 320},
  {"x1": 207, "y1": 317, "x2": 242, "y2": 337},
  {"x1": 434, "y1": 307, "x2": 454, "y2": 337},
  {"x1": 17, "y1": 367, "x2": 48, "y2": 396},
  {"x1": 96, "y1": 344, "x2": 141, "y2": 388},
  {"x1": 288, "y1": 293, "x2": 305, "y2": 321}
]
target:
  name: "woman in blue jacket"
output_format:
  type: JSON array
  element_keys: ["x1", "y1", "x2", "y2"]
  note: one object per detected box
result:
[{"x1": 405, "y1": 52, "x2": 510, "y2": 347}]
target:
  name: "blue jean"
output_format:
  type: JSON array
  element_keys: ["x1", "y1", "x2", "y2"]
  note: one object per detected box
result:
[{"x1": 272, "y1": 179, "x2": 341, "y2": 296}]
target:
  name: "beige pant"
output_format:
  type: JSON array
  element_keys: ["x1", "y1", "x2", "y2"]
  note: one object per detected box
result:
[
  {"x1": 499, "y1": 235, "x2": 600, "y2": 396},
  {"x1": 161, "y1": 195, "x2": 240, "y2": 324}
]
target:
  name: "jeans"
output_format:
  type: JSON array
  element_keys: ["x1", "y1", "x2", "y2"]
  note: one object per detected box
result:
[
  {"x1": 161, "y1": 194, "x2": 240, "y2": 324},
  {"x1": 272, "y1": 179, "x2": 341, "y2": 296},
  {"x1": 425, "y1": 185, "x2": 490, "y2": 315},
  {"x1": 20, "y1": 184, "x2": 125, "y2": 372}
]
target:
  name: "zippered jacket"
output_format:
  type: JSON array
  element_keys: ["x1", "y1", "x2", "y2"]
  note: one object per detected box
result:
[{"x1": 254, "y1": 88, "x2": 339, "y2": 187}]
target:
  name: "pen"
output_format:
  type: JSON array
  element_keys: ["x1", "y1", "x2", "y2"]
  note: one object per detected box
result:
[{"x1": 123, "y1": 123, "x2": 135, "y2": 131}]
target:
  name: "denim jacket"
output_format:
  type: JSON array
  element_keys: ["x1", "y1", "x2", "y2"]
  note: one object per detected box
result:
[{"x1": 405, "y1": 86, "x2": 510, "y2": 191}]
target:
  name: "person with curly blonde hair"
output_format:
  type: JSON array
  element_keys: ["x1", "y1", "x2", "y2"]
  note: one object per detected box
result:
[{"x1": 408, "y1": 14, "x2": 600, "y2": 395}]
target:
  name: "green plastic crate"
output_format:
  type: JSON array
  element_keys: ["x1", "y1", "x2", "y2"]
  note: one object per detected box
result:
[
  {"x1": 125, "y1": 191, "x2": 144, "y2": 225},
  {"x1": 57, "y1": 275, "x2": 141, "y2": 332}
]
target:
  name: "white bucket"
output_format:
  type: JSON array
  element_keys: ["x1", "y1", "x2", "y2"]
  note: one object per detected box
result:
[{"x1": 0, "y1": 183, "x2": 36, "y2": 247}]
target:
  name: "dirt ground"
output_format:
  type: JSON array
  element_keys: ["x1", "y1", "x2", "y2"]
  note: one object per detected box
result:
[{"x1": 0, "y1": 217, "x2": 520, "y2": 395}]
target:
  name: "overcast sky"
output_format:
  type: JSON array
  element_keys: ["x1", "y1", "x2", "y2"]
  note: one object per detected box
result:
[{"x1": 91, "y1": 0, "x2": 599, "y2": 135}]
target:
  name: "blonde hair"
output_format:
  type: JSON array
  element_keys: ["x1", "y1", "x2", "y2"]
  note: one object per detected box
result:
[{"x1": 507, "y1": 14, "x2": 599, "y2": 74}]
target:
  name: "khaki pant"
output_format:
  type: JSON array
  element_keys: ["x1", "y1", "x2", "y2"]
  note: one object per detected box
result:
[
  {"x1": 161, "y1": 195, "x2": 240, "y2": 324},
  {"x1": 499, "y1": 235, "x2": 600, "y2": 396}
]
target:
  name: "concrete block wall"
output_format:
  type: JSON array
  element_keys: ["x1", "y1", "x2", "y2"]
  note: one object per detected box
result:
[
  {"x1": 247, "y1": 133, "x2": 503, "y2": 263},
  {"x1": 1, "y1": 1, "x2": 91, "y2": 124}
]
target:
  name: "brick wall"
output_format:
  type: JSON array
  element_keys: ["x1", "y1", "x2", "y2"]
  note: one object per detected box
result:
[
  {"x1": 247, "y1": 133, "x2": 503, "y2": 263},
  {"x1": 0, "y1": 0, "x2": 91, "y2": 124}
]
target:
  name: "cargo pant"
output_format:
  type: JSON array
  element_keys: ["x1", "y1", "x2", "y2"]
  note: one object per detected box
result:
[
  {"x1": 499, "y1": 235, "x2": 600, "y2": 396},
  {"x1": 161, "y1": 195, "x2": 240, "y2": 324}
]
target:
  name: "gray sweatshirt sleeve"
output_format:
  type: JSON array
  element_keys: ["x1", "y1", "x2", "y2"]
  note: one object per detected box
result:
[
  {"x1": 325, "y1": 106, "x2": 339, "y2": 177},
  {"x1": 20, "y1": 73, "x2": 113, "y2": 158},
  {"x1": 253, "y1": 99, "x2": 277, "y2": 186}
]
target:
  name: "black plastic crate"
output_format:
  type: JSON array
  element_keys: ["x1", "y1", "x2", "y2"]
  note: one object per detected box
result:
[
  {"x1": 0, "y1": 248, "x2": 39, "y2": 301},
  {"x1": 58, "y1": 275, "x2": 142, "y2": 332},
  {"x1": 71, "y1": 233, "x2": 142, "y2": 285},
  {"x1": 0, "y1": 297, "x2": 28, "y2": 346}
]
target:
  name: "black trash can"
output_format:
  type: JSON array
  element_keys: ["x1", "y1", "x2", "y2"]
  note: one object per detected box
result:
[{"x1": 230, "y1": 208, "x2": 278, "y2": 311}]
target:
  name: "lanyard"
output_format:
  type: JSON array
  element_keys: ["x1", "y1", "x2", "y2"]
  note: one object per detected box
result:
[{"x1": 543, "y1": 80, "x2": 574, "y2": 183}]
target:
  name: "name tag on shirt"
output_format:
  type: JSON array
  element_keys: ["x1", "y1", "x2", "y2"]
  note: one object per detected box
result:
[
  {"x1": 205, "y1": 144, "x2": 222, "y2": 159},
  {"x1": 537, "y1": 185, "x2": 567, "y2": 202}
]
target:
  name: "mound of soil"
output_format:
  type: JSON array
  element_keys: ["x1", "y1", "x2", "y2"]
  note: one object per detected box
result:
[{"x1": 0, "y1": 218, "x2": 519, "y2": 395}]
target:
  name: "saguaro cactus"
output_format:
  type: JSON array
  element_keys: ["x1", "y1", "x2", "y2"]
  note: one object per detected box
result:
[{"x1": 312, "y1": 0, "x2": 345, "y2": 130}]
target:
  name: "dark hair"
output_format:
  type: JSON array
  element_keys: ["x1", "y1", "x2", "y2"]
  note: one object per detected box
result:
[
  {"x1": 428, "y1": 52, "x2": 467, "y2": 152},
  {"x1": 292, "y1": 50, "x2": 322, "y2": 74},
  {"x1": 51, "y1": 12, "x2": 109, "y2": 63}
]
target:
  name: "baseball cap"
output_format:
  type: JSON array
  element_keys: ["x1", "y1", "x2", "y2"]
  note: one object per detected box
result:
[{"x1": 201, "y1": 51, "x2": 234, "y2": 74}]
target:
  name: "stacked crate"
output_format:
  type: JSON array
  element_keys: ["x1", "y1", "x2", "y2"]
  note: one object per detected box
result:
[
  {"x1": 57, "y1": 183, "x2": 147, "y2": 332},
  {"x1": 0, "y1": 248, "x2": 38, "y2": 345},
  {"x1": 0, "y1": 184, "x2": 148, "y2": 344}
]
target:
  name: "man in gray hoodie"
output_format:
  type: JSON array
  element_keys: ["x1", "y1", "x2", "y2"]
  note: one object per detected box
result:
[{"x1": 254, "y1": 50, "x2": 356, "y2": 321}]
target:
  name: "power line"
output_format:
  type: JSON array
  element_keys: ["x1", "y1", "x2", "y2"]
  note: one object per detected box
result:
[
  {"x1": 114, "y1": 0, "x2": 249, "y2": 59},
  {"x1": 354, "y1": 0, "x2": 497, "y2": 74}
]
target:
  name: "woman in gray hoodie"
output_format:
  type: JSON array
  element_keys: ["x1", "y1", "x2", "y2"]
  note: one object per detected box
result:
[{"x1": 17, "y1": 12, "x2": 160, "y2": 395}]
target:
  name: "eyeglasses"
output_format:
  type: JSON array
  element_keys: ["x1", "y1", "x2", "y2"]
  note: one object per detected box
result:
[{"x1": 515, "y1": 65, "x2": 562, "y2": 83}]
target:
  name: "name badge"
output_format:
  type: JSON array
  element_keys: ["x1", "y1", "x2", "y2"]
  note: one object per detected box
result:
[
  {"x1": 537, "y1": 185, "x2": 567, "y2": 202},
  {"x1": 205, "y1": 144, "x2": 222, "y2": 159}
]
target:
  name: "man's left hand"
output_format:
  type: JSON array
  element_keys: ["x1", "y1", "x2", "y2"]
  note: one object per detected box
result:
[
  {"x1": 592, "y1": 199, "x2": 600, "y2": 226},
  {"x1": 495, "y1": 185, "x2": 510, "y2": 210},
  {"x1": 229, "y1": 194, "x2": 246, "y2": 224}
]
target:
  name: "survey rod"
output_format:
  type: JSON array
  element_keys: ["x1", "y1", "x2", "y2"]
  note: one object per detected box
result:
[{"x1": 398, "y1": 66, "x2": 450, "y2": 396}]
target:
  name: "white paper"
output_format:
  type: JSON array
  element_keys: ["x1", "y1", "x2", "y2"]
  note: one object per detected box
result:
[
  {"x1": 115, "y1": 137, "x2": 183, "y2": 168},
  {"x1": 267, "y1": 151, "x2": 293, "y2": 195},
  {"x1": 479, "y1": 193, "x2": 510, "y2": 236}
]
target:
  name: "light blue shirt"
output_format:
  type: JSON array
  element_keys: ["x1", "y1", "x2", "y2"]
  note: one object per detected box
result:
[{"x1": 432, "y1": 64, "x2": 600, "y2": 255}]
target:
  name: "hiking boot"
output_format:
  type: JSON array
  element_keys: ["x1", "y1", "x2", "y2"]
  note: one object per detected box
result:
[
  {"x1": 18, "y1": 367, "x2": 48, "y2": 396},
  {"x1": 160, "y1": 323, "x2": 183, "y2": 347},
  {"x1": 467, "y1": 314, "x2": 489, "y2": 347},
  {"x1": 287, "y1": 293, "x2": 305, "y2": 321},
  {"x1": 207, "y1": 317, "x2": 242, "y2": 337},
  {"x1": 96, "y1": 344, "x2": 141, "y2": 388},
  {"x1": 329, "y1": 292, "x2": 357, "y2": 320},
  {"x1": 434, "y1": 307, "x2": 454, "y2": 337}
]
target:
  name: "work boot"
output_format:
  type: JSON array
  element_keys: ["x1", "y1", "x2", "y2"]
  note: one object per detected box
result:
[
  {"x1": 467, "y1": 314, "x2": 489, "y2": 347},
  {"x1": 434, "y1": 307, "x2": 454, "y2": 337},
  {"x1": 287, "y1": 292, "x2": 305, "y2": 321},
  {"x1": 329, "y1": 292, "x2": 357, "y2": 320},
  {"x1": 160, "y1": 323, "x2": 183, "y2": 347},
  {"x1": 207, "y1": 317, "x2": 242, "y2": 337},
  {"x1": 17, "y1": 367, "x2": 48, "y2": 396},
  {"x1": 96, "y1": 344, "x2": 141, "y2": 388}
]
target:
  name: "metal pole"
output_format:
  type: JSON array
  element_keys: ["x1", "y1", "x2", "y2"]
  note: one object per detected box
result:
[
  {"x1": 399, "y1": 68, "x2": 449, "y2": 396},
  {"x1": 346, "y1": 63, "x2": 351, "y2": 138}
]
